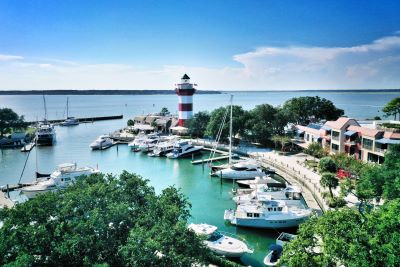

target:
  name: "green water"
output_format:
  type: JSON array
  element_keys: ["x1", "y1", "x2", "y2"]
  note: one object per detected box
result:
[{"x1": 0, "y1": 121, "x2": 293, "y2": 266}]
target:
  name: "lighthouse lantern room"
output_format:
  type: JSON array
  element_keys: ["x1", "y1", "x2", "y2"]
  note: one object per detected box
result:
[{"x1": 175, "y1": 74, "x2": 197, "y2": 126}]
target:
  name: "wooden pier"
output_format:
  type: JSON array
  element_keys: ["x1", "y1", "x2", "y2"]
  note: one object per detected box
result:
[
  {"x1": 21, "y1": 142, "x2": 35, "y2": 152},
  {"x1": 28, "y1": 115, "x2": 123, "y2": 125},
  {"x1": 191, "y1": 155, "x2": 230, "y2": 165}
]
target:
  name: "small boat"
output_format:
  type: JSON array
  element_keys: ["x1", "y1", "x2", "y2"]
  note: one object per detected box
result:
[
  {"x1": 264, "y1": 232, "x2": 297, "y2": 266},
  {"x1": 60, "y1": 97, "x2": 79, "y2": 126},
  {"x1": 89, "y1": 135, "x2": 113, "y2": 150},
  {"x1": 215, "y1": 161, "x2": 265, "y2": 180},
  {"x1": 128, "y1": 133, "x2": 158, "y2": 149},
  {"x1": 138, "y1": 137, "x2": 160, "y2": 152},
  {"x1": 151, "y1": 136, "x2": 178, "y2": 157},
  {"x1": 20, "y1": 163, "x2": 99, "y2": 199},
  {"x1": 264, "y1": 244, "x2": 283, "y2": 266},
  {"x1": 188, "y1": 223, "x2": 253, "y2": 258},
  {"x1": 166, "y1": 140, "x2": 203, "y2": 159},
  {"x1": 36, "y1": 122, "x2": 56, "y2": 146},
  {"x1": 224, "y1": 199, "x2": 312, "y2": 229}
]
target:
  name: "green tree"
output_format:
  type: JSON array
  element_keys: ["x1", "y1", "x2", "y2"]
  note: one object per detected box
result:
[
  {"x1": 0, "y1": 171, "x2": 222, "y2": 266},
  {"x1": 320, "y1": 172, "x2": 339, "y2": 198},
  {"x1": 280, "y1": 201, "x2": 400, "y2": 267},
  {"x1": 304, "y1": 142, "x2": 326, "y2": 158},
  {"x1": 382, "y1": 97, "x2": 400, "y2": 120},
  {"x1": 271, "y1": 135, "x2": 291, "y2": 151},
  {"x1": 318, "y1": 157, "x2": 337, "y2": 173},
  {"x1": 282, "y1": 96, "x2": 344, "y2": 125},
  {"x1": 0, "y1": 108, "x2": 28, "y2": 137},
  {"x1": 160, "y1": 107, "x2": 170, "y2": 116},
  {"x1": 127, "y1": 119, "x2": 134, "y2": 126},
  {"x1": 185, "y1": 111, "x2": 210, "y2": 138},
  {"x1": 205, "y1": 105, "x2": 249, "y2": 141}
]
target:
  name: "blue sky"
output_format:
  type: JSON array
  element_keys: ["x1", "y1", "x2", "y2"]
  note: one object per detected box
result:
[{"x1": 1, "y1": 0, "x2": 400, "y2": 90}]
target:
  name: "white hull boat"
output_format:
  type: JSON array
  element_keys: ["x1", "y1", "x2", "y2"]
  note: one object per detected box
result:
[
  {"x1": 21, "y1": 163, "x2": 99, "y2": 199},
  {"x1": 90, "y1": 135, "x2": 113, "y2": 150},
  {"x1": 36, "y1": 123, "x2": 56, "y2": 146},
  {"x1": 216, "y1": 161, "x2": 265, "y2": 180},
  {"x1": 188, "y1": 223, "x2": 253, "y2": 258},
  {"x1": 166, "y1": 140, "x2": 203, "y2": 159}
]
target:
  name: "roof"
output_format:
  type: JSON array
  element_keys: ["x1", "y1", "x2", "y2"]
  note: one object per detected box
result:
[
  {"x1": 347, "y1": 125, "x2": 383, "y2": 138},
  {"x1": 324, "y1": 117, "x2": 359, "y2": 130},
  {"x1": 296, "y1": 125, "x2": 321, "y2": 136},
  {"x1": 307, "y1": 123, "x2": 323, "y2": 130},
  {"x1": 182, "y1": 73, "x2": 190, "y2": 80},
  {"x1": 384, "y1": 131, "x2": 400, "y2": 139},
  {"x1": 344, "y1": 130, "x2": 357, "y2": 136},
  {"x1": 155, "y1": 118, "x2": 169, "y2": 126}
]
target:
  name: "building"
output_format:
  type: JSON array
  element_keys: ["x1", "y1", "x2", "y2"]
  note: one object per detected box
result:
[
  {"x1": 174, "y1": 74, "x2": 197, "y2": 127},
  {"x1": 295, "y1": 117, "x2": 400, "y2": 164}
]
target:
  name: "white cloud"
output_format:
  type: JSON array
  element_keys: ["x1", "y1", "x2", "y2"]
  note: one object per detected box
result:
[{"x1": 0, "y1": 34, "x2": 400, "y2": 90}]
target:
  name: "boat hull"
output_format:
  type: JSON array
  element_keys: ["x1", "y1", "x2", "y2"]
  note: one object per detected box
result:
[
  {"x1": 36, "y1": 135, "x2": 55, "y2": 146},
  {"x1": 232, "y1": 216, "x2": 308, "y2": 229}
]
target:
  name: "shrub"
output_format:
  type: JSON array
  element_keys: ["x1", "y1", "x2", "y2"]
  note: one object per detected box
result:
[{"x1": 318, "y1": 157, "x2": 337, "y2": 173}]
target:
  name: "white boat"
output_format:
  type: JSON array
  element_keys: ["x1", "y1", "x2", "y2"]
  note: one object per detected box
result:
[
  {"x1": 89, "y1": 135, "x2": 113, "y2": 150},
  {"x1": 20, "y1": 163, "x2": 99, "y2": 199},
  {"x1": 236, "y1": 175, "x2": 283, "y2": 188},
  {"x1": 128, "y1": 133, "x2": 157, "y2": 149},
  {"x1": 151, "y1": 136, "x2": 179, "y2": 156},
  {"x1": 264, "y1": 232, "x2": 297, "y2": 266},
  {"x1": 139, "y1": 136, "x2": 161, "y2": 152},
  {"x1": 36, "y1": 122, "x2": 56, "y2": 146},
  {"x1": 166, "y1": 140, "x2": 203, "y2": 158},
  {"x1": 60, "y1": 97, "x2": 79, "y2": 126},
  {"x1": 188, "y1": 223, "x2": 253, "y2": 258},
  {"x1": 216, "y1": 161, "x2": 265, "y2": 180},
  {"x1": 224, "y1": 199, "x2": 312, "y2": 229}
]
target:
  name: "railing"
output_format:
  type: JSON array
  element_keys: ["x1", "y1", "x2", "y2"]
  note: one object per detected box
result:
[
  {"x1": 374, "y1": 147, "x2": 386, "y2": 153},
  {"x1": 344, "y1": 140, "x2": 356, "y2": 145},
  {"x1": 331, "y1": 135, "x2": 340, "y2": 141}
]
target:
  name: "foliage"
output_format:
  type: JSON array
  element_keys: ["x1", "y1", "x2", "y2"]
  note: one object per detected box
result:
[
  {"x1": 330, "y1": 153, "x2": 366, "y2": 176},
  {"x1": 318, "y1": 157, "x2": 337, "y2": 173},
  {"x1": 320, "y1": 172, "x2": 339, "y2": 198},
  {"x1": 380, "y1": 122, "x2": 400, "y2": 130},
  {"x1": 245, "y1": 104, "x2": 288, "y2": 145},
  {"x1": 382, "y1": 97, "x2": 400, "y2": 120},
  {"x1": 281, "y1": 96, "x2": 344, "y2": 125},
  {"x1": 127, "y1": 119, "x2": 134, "y2": 126},
  {"x1": 304, "y1": 143, "x2": 326, "y2": 158},
  {"x1": 280, "y1": 200, "x2": 400, "y2": 267},
  {"x1": 0, "y1": 171, "x2": 218, "y2": 266},
  {"x1": 271, "y1": 135, "x2": 291, "y2": 151},
  {"x1": 160, "y1": 107, "x2": 170, "y2": 116},
  {"x1": 326, "y1": 196, "x2": 347, "y2": 208},
  {"x1": 373, "y1": 116, "x2": 381, "y2": 120},
  {"x1": 185, "y1": 111, "x2": 210, "y2": 138},
  {"x1": 0, "y1": 108, "x2": 28, "y2": 137},
  {"x1": 205, "y1": 105, "x2": 249, "y2": 141}
]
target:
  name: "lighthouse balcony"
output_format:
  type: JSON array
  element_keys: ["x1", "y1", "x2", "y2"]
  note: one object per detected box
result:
[
  {"x1": 175, "y1": 88, "x2": 196, "y2": 95},
  {"x1": 176, "y1": 83, "x2": 195, "y2": 89}
]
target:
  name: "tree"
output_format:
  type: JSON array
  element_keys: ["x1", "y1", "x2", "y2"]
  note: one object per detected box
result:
[
  {"x1": 318, "y1": 157, "x2": 337, "y2": 173},
  {"x1": 0, "y1": 108, "x2": 27, "y2": 137},
  {"x1": 271, "y1": 135, "x2": 291, "y2": 151},
  {"x1": 304, "y1": 142, "x2": 326, "y2": 158},
  {"x1": 205, "y1": 105, "x2": 249, "y2": 141},
  {"x1": 185, "y1": 111, "x2": 210, "y2": 138},
  {"x1": 160, "y1": 107, "x2": 170, "y2": 116},
  {"x1": 282, "y1": 96, "x2": 344, "y2": 125},
  {"x1": 0, "y1": 171, "x2": 223, "y2": 266},
  {"x1": 280, "y1": 201, "x2": 400, "y2": 267},
  {"x1": 320, "y1": 172, "x2": 339, "y2": 198},
  {"x1": 382, "y1": 97, "x2": 400, "y2": 120},
  {"x1": 127, "y1": 119, "x2": 134, "y2": 126}
]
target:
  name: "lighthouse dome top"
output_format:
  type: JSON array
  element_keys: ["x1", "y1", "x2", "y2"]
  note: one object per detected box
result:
[{"x1": 181, "y1": 74, "x2": 190, "y2": 80}]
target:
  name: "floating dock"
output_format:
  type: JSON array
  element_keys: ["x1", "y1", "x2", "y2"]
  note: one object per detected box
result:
[
  {"x1": 28, "y1": 115, "x2": 123, "y2": 125},
  {"x1": 21, "y1": 142, "x2": 35, "y2": 152},
  {"x1": 191, "y1": 155, "x2": 230, "y2": 165}
]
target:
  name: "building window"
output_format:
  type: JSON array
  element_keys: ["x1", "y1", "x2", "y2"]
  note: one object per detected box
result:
[
  {"x1": 332, "y1": 131, "x2": 340, "y2": 141},
  {"x1": 332, "y1": 143, "x2": 339, "y2": 152},
  {"x1": 362, "y1": 138, "x2": 373, "y2": 150},
  {"x1": 247, "y1": 213, "x2": 253, "y2": 217},
  {"x1": 254, "y1": 213, "x2": 260, "y2": 218}
]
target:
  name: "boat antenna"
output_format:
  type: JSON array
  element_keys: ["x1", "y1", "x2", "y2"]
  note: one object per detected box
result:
[{"x1": 229, "y1": 95, "x2": 233, "y2": 166}]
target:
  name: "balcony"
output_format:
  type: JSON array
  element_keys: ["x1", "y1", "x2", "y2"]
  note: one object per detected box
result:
[
  {"x1": 374, "y1": 147, "x2": 387, "y2": 154},
  {"x1": 344, "y1": 140, "x2": 356, "y2": 146}
]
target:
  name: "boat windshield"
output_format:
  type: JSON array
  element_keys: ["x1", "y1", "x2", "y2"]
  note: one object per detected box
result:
[
  {"x1": 231, "y1": 166, "x2": 248, "y2": 171},
  {"x1": 207, "y1": 231, "x2": 223, "y2": 242}
]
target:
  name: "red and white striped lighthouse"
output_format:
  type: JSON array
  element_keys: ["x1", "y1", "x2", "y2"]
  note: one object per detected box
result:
[{"x1": 175, "y1": 74, "x2": 197, "y2": 126}]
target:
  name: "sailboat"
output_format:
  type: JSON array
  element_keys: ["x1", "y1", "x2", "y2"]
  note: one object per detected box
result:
[
  {"x1": 36, "y1": 95, "x2": 56, "y2": 146},
  {"x1": 60, "y1": 97, "x2": 79, "y2": 126},
  {"x1": 212, "y1": 96, "x2": 264, "y2": 180}
]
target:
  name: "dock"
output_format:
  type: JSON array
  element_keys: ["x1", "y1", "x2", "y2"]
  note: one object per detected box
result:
[
  {"x1": 28, "y1": 115, "x2": 123, "y2": 125},
  {"x1": 191, "y1": 155, "x2": 230, "y2": 165},
  {"x1": 0, "y1": 192, "x2": 14, "y2": 208},
  {"x1": 21, "y1": 142, "x2": 35, "y2": 152}
]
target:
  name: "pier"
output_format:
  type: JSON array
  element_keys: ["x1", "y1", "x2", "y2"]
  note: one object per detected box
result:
[
  {"x1": 21, "y1": 142, "x2": 35, "y2": 152},
  {"x1": 28, "y1": 115, "x2": 123, "y2": 125},
  {"x1": 191, "y1": 155, "x2": 230, "y2": 165}
]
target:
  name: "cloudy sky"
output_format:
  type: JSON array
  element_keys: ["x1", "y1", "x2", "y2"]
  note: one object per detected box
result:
[{"x1": 1, "y1": 0, "x2": 400, "y2": 90}]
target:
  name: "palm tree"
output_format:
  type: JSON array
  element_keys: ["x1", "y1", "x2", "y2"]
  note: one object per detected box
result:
[{"x1": 320, "y1": 172, "x2": 339, "y2": 198}]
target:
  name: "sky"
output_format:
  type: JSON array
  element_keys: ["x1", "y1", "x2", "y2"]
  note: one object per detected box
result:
[{"x1": 0, "y1": 0, "x2": 400, "y2": 90}]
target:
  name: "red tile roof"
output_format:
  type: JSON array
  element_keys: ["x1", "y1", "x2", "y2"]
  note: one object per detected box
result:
[
  {"x1": 347, "y1": 125, "x2": 383, "y2": 138},
  {"x1": 384, "y1": 131, "x2": 400, "y2": 139},
  {"x1": 324, "y1": 117, "x2": 359, "y2": 130}
]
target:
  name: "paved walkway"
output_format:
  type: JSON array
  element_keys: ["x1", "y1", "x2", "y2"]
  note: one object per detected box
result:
[{"x1": 0, "y1": 192, "x2": 15, "y2": 209}]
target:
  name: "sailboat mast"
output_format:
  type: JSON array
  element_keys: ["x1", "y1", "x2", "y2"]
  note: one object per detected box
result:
[
  {"x1": 66, "y1": 97, "x2": 69, "y2": 118},
  {"x1": 229, "y1": 95, "x2": 233, "y2": 165},
  {"x1": 43, "y1": 94, "x2": 47, "y2": 121}
]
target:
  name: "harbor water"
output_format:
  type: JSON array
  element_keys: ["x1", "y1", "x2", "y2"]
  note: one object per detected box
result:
[{"x1": 0, "y1": 91, "x2": 399, "y2": 266}]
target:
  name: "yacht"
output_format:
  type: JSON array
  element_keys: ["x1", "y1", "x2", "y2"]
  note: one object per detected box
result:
[
  {"x1": 36, "y1": 122, "x2": 56, "y2": 146},
  {"x1": 89, "y1": 135, "x2": 113, "y2": 150},
  {"x1": 128, "y1": 133, "x2": 157, "y2": 149},
  {"x1": 188, "y1": 223, "x2": 253, "y2": 258},
  {"x1": 139, "y1": 136, "x2": 160, "y2": 152},
  {"x1": 150, "y1": 136, "x2": 178, "y2": 156},
  {"x1": 224, "y1": 199, "x2": 312, "y2": 229},
  {"x1": 20, "y1": 163, "x2": 99, "y2": 199},
  {"x1": 60, "y1": 97, "x2": 79, "y2": 126},
  {"x1": 215, "y1": 161, "x2": 265, "y2": 180},
  {"x1": 166, "y1": 140, "x2": 203, "y2": 159},
  {"x1": 264, "y1": 232, "x2": 297, "y2": 266},
  {"x1": 236, "y1": 175, "x2": 283, "y2": 188}
]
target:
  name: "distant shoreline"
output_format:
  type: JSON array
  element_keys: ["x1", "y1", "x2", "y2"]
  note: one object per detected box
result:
[{"x1": 0, "y1": 88, "x2": 398, "y2": 95}]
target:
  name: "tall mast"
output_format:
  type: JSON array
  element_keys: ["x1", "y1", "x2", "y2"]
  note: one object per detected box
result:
[
  {"x1": 229, "y1": 95, "x2": 233, "y2": 165},
  {"x1": 43, "y1": 94, "x2": 47, "y2": 121},
  {"x1": 66, "y1": 97, "x2": 69, "y2": 118}
]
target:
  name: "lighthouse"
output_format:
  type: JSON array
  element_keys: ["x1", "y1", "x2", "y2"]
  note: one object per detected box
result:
[{"x1": 175, "y1": 74, "x2": 197, "y2": 126}]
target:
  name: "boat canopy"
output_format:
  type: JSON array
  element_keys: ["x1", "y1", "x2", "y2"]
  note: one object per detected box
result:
[
  {"x1": 268, "y1": 244, "x2": 283, "y2": 252},
  {"x1": 188, "y1": 223, "x2": 217, "y2": 236}
]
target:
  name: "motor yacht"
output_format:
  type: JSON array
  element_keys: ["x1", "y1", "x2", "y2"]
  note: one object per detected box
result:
[
  {"x1": 188, "y1": 223, "x2": 253, "y2": 258},
  {"x1": 20, "y1": 163, "x2": 99, "y2": 199},
  {"x1": 128, "y1": 133, "x2": 158, "y2": 149},
  {"x1": 224, "y1": 199, "x2": 312, "y2": 229},
  {"x1": 138, "y1": 137, "x2": 160, "y2": 152},
  {"x1": 215, "y1": 161, "x2": 265, "y2": 180},
  {"x1": 236, "y1": 175, "x2": 283, "y2": 188},
  {"x1": 89, "y1": 135, "x2": 113, "y2": 150},
  {"x1": 166, "y1": 140, "x2": 203, "y2": 158},
  {"x1": 264, "y1": 232, "x2": 297, "y2": 266},
  {"x1": 36, "y1": 122, "x2": 56, "y2": 146},
  {"x1": 150, "y1": 136, "x2": 178, "y2": 156}
]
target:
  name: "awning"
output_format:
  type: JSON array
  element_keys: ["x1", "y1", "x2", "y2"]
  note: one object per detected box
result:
[
  {"x1": 344, "y1": 130, "x2": 357, "y2": 136},
  {"x1": 297, "y1": 130, "x2": 304, "y2": 134},
  {"x1": 322, "y1": 125, "x2": 332, "y2": 131},
  {"x1": 376, "y1": 138, "x2": 400, "y2": 144}
]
